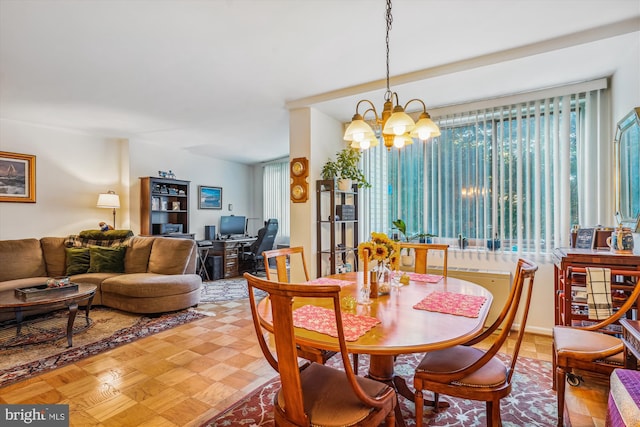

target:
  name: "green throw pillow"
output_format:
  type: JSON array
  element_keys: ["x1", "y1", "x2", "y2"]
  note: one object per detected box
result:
[
  {"x1": 65, "y1": 247, "x2": 91, "y2": 275},
  {"x1": 87, "y1": 246, "x2": 126, "y2": 273}
]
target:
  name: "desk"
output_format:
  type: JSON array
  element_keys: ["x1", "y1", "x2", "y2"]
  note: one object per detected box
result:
[
  {"x1": 210, "y1": 238, "x2": 256, "y2": 278},
  {"x1": 256, "y1": 271, "x2": 492, "y2": 426}
]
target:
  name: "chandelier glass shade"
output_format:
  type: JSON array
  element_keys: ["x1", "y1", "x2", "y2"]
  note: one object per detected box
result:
[{"x1": 343, "y1": 0, "x2": 440, "y2": 151}]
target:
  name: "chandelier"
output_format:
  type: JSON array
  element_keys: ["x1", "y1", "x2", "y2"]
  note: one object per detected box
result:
[{"x1": 344, "y1": 0, "x2": 440, "y2": 151}]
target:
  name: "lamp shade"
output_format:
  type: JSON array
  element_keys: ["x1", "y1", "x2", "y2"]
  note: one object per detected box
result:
[
  {"x1": 383, "y1": 108, "x2": 416, "y2": 136},
  {"x1": 97, "y1": 192, "x2": 120, "y2": 209},
  {"x1": 344, "y1": 116, "x2": 376, "y2": 142},
  {"x1": 411, "y1": 113, "x2": 441, "y2": 140}
]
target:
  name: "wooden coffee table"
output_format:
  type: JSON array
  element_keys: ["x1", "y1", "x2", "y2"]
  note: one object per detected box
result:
[{"x1": 0, "y1": 283, "x2": 97, "y2": 347}]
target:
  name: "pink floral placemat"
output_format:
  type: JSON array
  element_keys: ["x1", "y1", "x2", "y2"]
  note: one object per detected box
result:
[
  {"x1": 292, "y1": 305, "x2": 380, "y2": 341},
  {"x1": 407, "y1": 272, "x2": 443, "y2": 283},
  {"x1": 306, "y1": 278, "x2": 353, "y2": 287},
  {"x1": 413, "y1": 291, "x2": 487, "y2": 318}
]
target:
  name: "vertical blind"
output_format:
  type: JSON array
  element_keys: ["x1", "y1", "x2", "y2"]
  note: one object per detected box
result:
[
  {"x1": 263, "y1": 160, "x2": 290, "y2": 238},
  {"x1": 363, "y1": 84, "x2": 609, "y2": 255}
]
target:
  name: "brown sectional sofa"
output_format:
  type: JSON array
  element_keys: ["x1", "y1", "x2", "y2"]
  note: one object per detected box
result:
[{"x1": 0, "y1": 235, "x2": 202, "y2": 319}]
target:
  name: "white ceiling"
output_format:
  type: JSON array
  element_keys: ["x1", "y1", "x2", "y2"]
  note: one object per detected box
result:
[{"x1": 1, "y1": 0, "x2": 639, "y2": 164}]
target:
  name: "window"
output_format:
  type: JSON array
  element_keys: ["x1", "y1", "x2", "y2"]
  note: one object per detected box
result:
[
  {"x1": 263, "y1": 160, "x2": 290, "y2": 239},
  {"x1": 362, "y1": 83, "x2": 609, "y2": 255}
]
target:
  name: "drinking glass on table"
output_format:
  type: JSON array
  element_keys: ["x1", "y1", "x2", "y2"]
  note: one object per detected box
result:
[
  {"x1": 391, "y1": 269, "x2": 402, "y2": 288},
  {"x1": 358, "y1": 283, "x2": 371, "y2": 305}
]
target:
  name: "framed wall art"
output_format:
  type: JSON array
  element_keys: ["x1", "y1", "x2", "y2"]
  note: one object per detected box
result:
[
  {"x1": 0, "y1": 151, "x2": 36, "y2": 203},
  {"x1": 198, "y1": 185, "x2": 222, "y2": 209}
]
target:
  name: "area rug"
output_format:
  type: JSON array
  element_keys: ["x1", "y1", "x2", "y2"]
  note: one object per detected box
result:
[
  {"x1": 202, "y1": 353, "x2": 557, "y2": 426},
  {"x1": 200, "y1": 276, "x2": 266, "y2": 303},
  {"x1": 0, "y1": 306, "x2": 205, "y2": 388}
]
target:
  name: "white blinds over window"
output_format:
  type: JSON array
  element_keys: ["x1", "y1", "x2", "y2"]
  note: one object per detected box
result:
[
  {"x1": 363, "y1": 82, "x2": 609, "y2": 255},
  {"x1": 263, "y1": 161, "x2": 290, "y2": 238},
  {"x1": 361, "y1": 145, "x2": 390, "y2": 240}
]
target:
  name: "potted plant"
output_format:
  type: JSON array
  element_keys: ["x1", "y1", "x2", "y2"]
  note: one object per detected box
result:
[
  {"x1": 392, "y1": 219, "x2": 414, "y2": 266},
  {"x1": 321, "y1": 147, "x2": 371, "y2": 190}
]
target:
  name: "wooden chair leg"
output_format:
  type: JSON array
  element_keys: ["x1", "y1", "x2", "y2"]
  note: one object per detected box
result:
[
  {"x1": 353, "y1": 354, "x2": 359, "y2": 374},
  {"x1": 415, "y1": 389, "x2": 424, "y2": 427},
  {"x1": 556, "y1": 367, "x2": 566, "y2": 427},
  {"x1": 552, "y1": 342, "x2": 557, "y2": 391},
  {"x1": 487, "y1": 400, "x2": 501, "y2": 427},
  {"x1": 433, "y1": 392, "x2": 440, "y2": 412},
  {"x1": 385, "y1": 409, "x2": 395, "y2": 426}
]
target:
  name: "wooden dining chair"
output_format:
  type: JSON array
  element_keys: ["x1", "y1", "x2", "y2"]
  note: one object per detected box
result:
[
  {"x1": 413, "y1": 258, "x2": 538, "y2": 427},
  {"x1": 262, "y1": 246, "x2": 359, "y2": 372},
  {"x1": 397, "y1": 242, "x2": 449, "y2": 276},
  {"x1": 263, "y1": 246, "x2": 310, "y2": 283},
  {"x1": 244, "y1": 272, "x2": 396, "y2": 427},
  {"x1": 553, "y1": 267, "x2": 640, "y2": 427}
]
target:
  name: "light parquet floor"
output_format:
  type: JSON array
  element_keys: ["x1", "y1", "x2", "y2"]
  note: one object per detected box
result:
[{"x1": 0, "y1": 299, "x2": 607, "y2": 427}]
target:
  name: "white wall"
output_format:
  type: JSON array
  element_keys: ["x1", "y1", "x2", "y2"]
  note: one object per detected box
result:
[
  {"x1": 610, "y1": 34, "x2": 640, "y2": 123},
  {"x1": 0, "y1": 119, "x2": 126, "y2": 239},
  {"x1": 289, "y1": 107, "x2": 344, "y2": 278},
  {"x1": 0, "y1": 119, "x2": 254, "y2": 241},
  {"x1": 128, "y1": 139, "x2": 253, "y2": 240}
]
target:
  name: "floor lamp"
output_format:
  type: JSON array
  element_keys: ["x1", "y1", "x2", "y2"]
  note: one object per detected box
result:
[{"x1": 97, "y1": 191, "x2": 120, "y2": 229}]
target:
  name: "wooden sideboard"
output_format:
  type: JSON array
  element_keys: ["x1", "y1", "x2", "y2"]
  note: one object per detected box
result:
[
  {"x1": 553, "y1": 248, "x2": 640, "y2": 329},
  {"x1": 620, "y1": 319, "x2": 640, "y2": 369}
]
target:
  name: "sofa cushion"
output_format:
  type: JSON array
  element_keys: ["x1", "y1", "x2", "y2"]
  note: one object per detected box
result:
[
  {"x1": 65, "y1": 247, "x2": 91, "y2": 275},
  {"x1": 40, "y1": 237, "x2": 67, "y2": 277},
  {"x1": 101, "y1": 273, "x2": 201, "y2": 297},
  {"x1": 78, "y1": 229, "x2": 134, "y2": 241},
  {"x1": 124, "y1": 236, "x2": 155, "y2": 274},
  {"x1": 65, "y1": 230, "x2": 134, "y2": 248},
  {"x1": 148, "y1": 238, "x2": 196, "y2": 275},
  {"x1": 0, "y1": 239, "x2": 47, "y2": 282},
  {"x1": 87, "y1": 246, "x2": 126, "y2": 273}
]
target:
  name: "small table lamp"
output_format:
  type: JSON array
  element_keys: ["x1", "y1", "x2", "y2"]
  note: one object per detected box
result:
[{"x1": 97, "y1": 190, "x2": 120, "y2": 228}]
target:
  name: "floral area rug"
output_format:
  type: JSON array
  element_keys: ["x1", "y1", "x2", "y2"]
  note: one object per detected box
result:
[
  {"x1": 200, "y1": 276, "x2": 266, "y2": 303},
  {"x1": 202, "y1": 353, "x2": 557, "y2": 426},
  {"x1": 0, "y1": 306, "x2": 204, "y2": 388}
]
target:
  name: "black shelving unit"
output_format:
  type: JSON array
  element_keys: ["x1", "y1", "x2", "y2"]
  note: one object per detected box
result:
[{"x1": 316, "y1": 179, "x2": 359, "y2": 277}]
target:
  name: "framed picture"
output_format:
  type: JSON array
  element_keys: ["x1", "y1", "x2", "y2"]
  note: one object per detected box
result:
[
  {"x1": 199, "y1": 185, "x2": 222, "y2": 209},
  {"x1": 575, "y1": 228, "x2": 596, "y2": 249},
  {"x1": 0, "y1": 151, "x2": 36, "y2": 203}
]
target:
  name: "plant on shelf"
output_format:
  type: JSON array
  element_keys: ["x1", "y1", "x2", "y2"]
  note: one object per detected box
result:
[{"x1": 321, "y1": 147, "x2": 371, "y2": 190}]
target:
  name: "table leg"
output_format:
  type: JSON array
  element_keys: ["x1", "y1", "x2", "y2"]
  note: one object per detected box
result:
[
  {"x1": 368, "y1": 355, "x2": 406, "y2": 427},
  {"x1": 84, "y1": 295, "x2": 95, "y2": 327},
  {"x1": 367, "y1": 354, "x2": 450, "y2": 427},
  {"x1": 66, "y1": 302, "x2": 79, "y2": 348},
  {"x1": 15, "y1": 307, "x2": 23, "y2": 336}
]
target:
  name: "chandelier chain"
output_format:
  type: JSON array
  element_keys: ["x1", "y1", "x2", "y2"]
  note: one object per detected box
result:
[{"x1": 385, "y1": 0, "x2": 393, "y2": 101}]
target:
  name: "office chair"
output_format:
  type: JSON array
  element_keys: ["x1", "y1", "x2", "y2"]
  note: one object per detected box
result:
[{"x1": 241, "y1": 219, "x2": 278, "y2": 274}]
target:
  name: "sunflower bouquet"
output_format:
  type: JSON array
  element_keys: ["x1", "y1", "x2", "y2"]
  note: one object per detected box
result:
[{"x1": 358, "y1": 232, "x2": 399, "y2": 271}]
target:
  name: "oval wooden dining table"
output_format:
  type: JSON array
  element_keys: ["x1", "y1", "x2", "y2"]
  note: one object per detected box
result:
[{"x1": 255, "y1": 271, "x2": 494, "y2": 427}]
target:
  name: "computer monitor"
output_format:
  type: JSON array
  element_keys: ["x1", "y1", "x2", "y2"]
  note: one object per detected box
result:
[{"x1": 219, "y1": 215, "x2": 246, "y2": 238}]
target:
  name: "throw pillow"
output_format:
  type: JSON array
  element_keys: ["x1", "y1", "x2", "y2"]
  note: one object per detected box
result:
[
  {"x1": 87, "y1": 245, "x2": 126, "y2": 273},
  {"x1": 65, "y1": 247, "x2": 90, "y2": 275}
]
